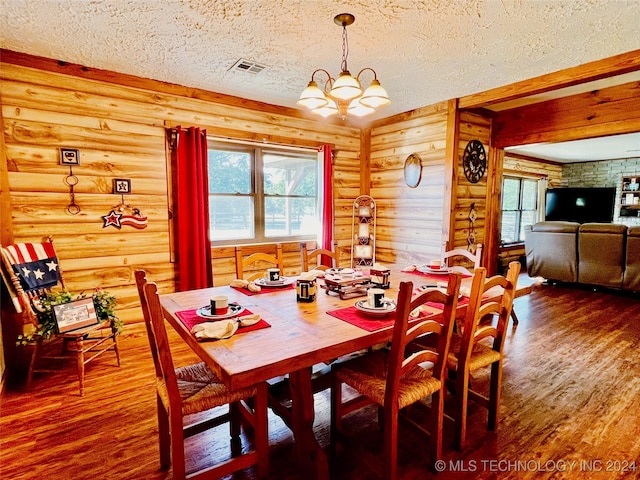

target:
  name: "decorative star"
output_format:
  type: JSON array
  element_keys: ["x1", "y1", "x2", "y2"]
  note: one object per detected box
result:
[
  {"x1": 46, "y1": 260, "x2": 58, "y2": 272},
  {"x1": 34, "y1": 269, "x2": 45, "y2": 280},
  {"x1": 103, "y1": 210, "x2": 122, "y2": 228},
  {"x1": 21, "y1": 266, "x2": 32, "y2": 277}
]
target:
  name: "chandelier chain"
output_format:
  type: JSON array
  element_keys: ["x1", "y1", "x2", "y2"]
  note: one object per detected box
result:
[{"x1": 341, "y1": 25, "x2": 349, "y2": 72}]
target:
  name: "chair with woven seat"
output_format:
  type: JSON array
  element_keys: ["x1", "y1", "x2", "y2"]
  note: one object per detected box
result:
[
  {"x1": 235, "y1": 244, "x2": 284, "y2": 282},
  {"x1": 447, "y1": 261, "x2": 520, "y2": 450},
  {"x1": 331, "y1": 273, "x2": 462, "y2": 479},
  {"x1": 1, "y1": 237, "x2": 119, "y2": 395},
  {"x1": 135, "y1": 270, "x2": 269, "y2": 479},
  {"x1": 300, "y1": 240, "x2": 340, "y2": 271}
]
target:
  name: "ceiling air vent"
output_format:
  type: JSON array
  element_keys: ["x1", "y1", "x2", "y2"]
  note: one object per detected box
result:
[{"x1": 230, "y1": 59, "x2": 267, "y2": 74}]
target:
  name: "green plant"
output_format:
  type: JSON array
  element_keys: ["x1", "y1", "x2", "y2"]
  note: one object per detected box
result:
[{"x1": 17, "y1": 288, "x2": 122, "y2": 346}]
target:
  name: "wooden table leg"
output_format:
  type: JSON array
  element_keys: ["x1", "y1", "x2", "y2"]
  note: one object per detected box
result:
[{"x1": 288, "y1": 367, "x2": 329, "y2": 480}]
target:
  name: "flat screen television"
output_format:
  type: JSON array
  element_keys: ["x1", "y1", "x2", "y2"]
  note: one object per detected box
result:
[{"x1": 545, "y1": 187, "x2": 615, "y2": 223}]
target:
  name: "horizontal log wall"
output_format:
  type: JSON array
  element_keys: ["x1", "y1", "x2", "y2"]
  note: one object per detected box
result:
[
  {"x1": 1, "y1": 58, "x2": 360, "y2": 326},
  {"x1": 368, "y1": 103, "x2": 451, "y2": 267}
]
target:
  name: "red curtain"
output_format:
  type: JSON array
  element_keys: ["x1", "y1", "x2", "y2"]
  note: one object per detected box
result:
[
  {"x1": 319, "y1": 145, "x2": 334, "y2": 267},
  {"x1": 174, "y1": 126, "x2": 213, "y2": 291}
]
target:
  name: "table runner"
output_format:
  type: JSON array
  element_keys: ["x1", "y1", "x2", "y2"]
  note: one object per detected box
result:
[{"x1": 176, "y1": 307, "x2": 271, "y2": 337}]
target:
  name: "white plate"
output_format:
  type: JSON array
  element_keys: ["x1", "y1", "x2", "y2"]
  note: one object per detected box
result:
[
  {"x1": 196, "y1": 303, "x2": 245, "y2": 320},
  {"x1": 416, "y1": 265, "x2": 450, "y2": 275},
  {"x1": 354, "y1": 299, "x2": 396, "y2": 316},
  {"x1": 254, "y1": 276, "x2": 295, "y2": 288}
]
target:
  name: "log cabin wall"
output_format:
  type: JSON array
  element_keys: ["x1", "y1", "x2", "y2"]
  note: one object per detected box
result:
[
  {"x1": 452, "y1": 109, "x2": 493, "y2": 269},
  {"x1": 367, "y1": 102, "x2": 451, "y2": 266},
  {"x1": 0, "y1": 53, "x2": 361, "y2": 329}
]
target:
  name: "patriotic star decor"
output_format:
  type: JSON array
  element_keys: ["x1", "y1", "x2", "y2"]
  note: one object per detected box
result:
[
  {"x1": 102, "y1": 204, "x2": 148, "y2": 229},
  {"x1": 3, "y1": 242, "x2": 60, "y2": 291}
]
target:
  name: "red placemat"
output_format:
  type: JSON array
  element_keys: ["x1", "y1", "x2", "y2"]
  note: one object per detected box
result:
[
  {"x1": 326, "y1": 306, "x2": 396, "y2": 332},
  {"x1": 231, "y1": 284, "x2": 295, "y2": 296},
  {"x1": 176, "y1": 307, "x2": 271, "y2": 336}
]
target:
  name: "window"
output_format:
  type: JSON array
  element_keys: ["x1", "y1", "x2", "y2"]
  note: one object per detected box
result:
[
  {"x1": 207, "y1": 141, "x2": 319, "y2": 245},
  {"x1": 501, "y1": 176, "x2": 538, "y2": 244}
]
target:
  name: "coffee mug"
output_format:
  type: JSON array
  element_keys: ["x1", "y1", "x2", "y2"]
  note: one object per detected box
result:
[
  {"x1": 429, "y1": 260, "x2": 442, "y2": 270},
  {"x1": 210, "y1": 295, "x2": 229, "y2": 315},
  {"x1": 367, "y1": 288, "x2": 385, "y2": 308},
  {"x1": 266, "y1": 268, "x2": 280, "y2": 282}
]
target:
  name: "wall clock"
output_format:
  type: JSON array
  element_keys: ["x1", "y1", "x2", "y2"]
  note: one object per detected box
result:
[
  {"x1": 403, "y1": 153, "x2": 422, "y2": 188},
  {"x1": 462, "y1": 140, "x2": 486, "y2": 183}
]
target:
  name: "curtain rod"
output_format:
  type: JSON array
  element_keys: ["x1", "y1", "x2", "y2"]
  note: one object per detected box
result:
[{"x1": 207, "y1": 135, "x2": 318, "y2": 153}]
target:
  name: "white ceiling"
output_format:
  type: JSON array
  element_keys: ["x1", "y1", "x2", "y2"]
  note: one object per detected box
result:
[{"x1": 1, "y1": 0, "x2": 640, "y2": 161}]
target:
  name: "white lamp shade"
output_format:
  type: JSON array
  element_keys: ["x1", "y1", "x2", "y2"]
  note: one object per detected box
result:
[
  {"x1": 330, "y1": 71, "x2": 362, "y2": 100},
  {"x1": 347, "y1": 99, "x2": 375, "y2": 117},
  {"x1": 312, "y1": 99, "x2": 339, "y2": 117},
  {"x1": 359, "y1": 79, "x2": 390, "y2": 108},
  {"x1": 297, "y1": 81, "x2": 329, "y2": 109}
]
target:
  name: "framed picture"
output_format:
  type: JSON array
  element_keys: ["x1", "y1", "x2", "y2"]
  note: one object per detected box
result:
[
  {"x1": 113, "y1": 178, "x2": 131, "y2": 194},
  {"x1": 53, "y1": 298, "x2": 99, "y2": 333},
  {"x1": 59, "y1": 148, "x2": 80, "y2": 166}
]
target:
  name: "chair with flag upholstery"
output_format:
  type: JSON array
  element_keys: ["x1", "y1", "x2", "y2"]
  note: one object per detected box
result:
[{"x1": 0, "y1": 237, "x2": 120, "y2": 395}]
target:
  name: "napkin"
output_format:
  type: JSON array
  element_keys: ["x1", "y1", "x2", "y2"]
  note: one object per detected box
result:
[
  {"x1": 190, "y1": 314, "x2": 263, "y2": 340},
  {"x1": 230, "y1": 278, "x2": 261, "y2": 292},
  {"x1": 307, "y1": 269, "x2": 326, "y2": 279},
  {"x1": 402, "y1": 264, "x2": 417, "y2": 272}
]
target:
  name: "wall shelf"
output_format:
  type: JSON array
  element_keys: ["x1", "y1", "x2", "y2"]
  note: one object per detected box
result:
[{"x1": 620, "y1": 176, "x2": 640, "y2": 217}]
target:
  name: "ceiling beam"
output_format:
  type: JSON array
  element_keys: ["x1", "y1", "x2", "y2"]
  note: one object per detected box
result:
[{"x1": 459, "y1": 49, "x2": 640, "y2": 109}]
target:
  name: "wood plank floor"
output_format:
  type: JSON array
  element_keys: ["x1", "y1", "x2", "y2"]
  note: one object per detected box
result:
[{"x1": 1, "y1": 283, "x2": 639, "y2": 480}]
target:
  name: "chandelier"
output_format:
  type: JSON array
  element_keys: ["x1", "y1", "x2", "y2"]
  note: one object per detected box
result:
[{"x1": 297, "y1": 13, "x2": 390, "y2": 119}]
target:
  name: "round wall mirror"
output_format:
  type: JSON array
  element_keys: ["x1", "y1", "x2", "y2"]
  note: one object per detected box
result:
[{"x1": 404, "y1": 153, "x2": 422, "y2": 188}]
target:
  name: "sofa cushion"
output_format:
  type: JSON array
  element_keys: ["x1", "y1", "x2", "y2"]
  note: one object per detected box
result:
[
  {"x1": 623, "y1": 226, "x2": 640, "y2": 292},
  {"x1": 525, "y1": 221, "x2": 579, "y2": 282},
  {"x1": 578, "y1": 223, "x2": 626, "y2": 288}
]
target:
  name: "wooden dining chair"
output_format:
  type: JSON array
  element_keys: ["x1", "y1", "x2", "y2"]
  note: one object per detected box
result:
[
  {"x1": 235, "y1": 244, "x2": 284, "y2": 282},
  {"x1": 1, "y1": 237, "x2": 119, "y2": 395},
  {"x1": 442, "y1": 242, "x2": 519, "y2": 325},
  {"x1": 300, "y1": 240, "x2": 339, "y2": 271},
  {"x1": 135, "y1": 270, "x2": 269, "y2": 479},
  {"x1": 446, "y1": 261, "x2": 520, "y2": 450},
  {"x1": 331, "y1": 274, "x2": 462, "y2": 479},
  {"x1": 442, "y1": 242, "x2": 483, "y2": 276}
]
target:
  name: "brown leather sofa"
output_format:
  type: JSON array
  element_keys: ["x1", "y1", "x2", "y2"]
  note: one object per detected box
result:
[{"x1": 524, "y1": 221, "x2": 640, "y2": 292}]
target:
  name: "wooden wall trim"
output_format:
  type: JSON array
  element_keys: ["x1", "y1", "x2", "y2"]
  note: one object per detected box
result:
[
  {"x1": 493, "y1": 80, "x2": 640, "y2": 147},
  {"x1": 444, "y1": 99, "x2": 459, "y2": 249},
  {"x1": 484, "y1": 146, "x2": 503, "y2": 276},
  {"x1": 459, "y1": 49, "x2": 640, "y2": 109},
  {"x1": 0, "y1": 87, "x2": 12, "y2": 245},
  {"x1": 360, "y1": 127, "x2": 371, "y2": 195}
]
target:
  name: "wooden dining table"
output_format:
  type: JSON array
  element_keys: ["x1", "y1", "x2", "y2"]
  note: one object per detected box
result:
[{"x1": 159, "y1": 265, "x2": 540, "y2": 480}]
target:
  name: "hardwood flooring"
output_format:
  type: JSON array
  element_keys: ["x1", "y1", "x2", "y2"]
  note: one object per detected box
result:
[{"x1": 1, "y1": 283, "x2": 639, "y2": 480}]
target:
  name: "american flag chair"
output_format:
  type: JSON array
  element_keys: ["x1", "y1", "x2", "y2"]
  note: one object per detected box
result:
[{"x1": 0, "y1": 237, "x2": 120, "y2": 395}]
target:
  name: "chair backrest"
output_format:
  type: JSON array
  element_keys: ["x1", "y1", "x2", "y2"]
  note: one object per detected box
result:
[
  {"x1": 300, "y1": 240, "x2": 339, "y2": 271},
  {"x1": 0, "y1": 237, "x2": 65, "y2": 323},
  {"x1": 458, "y1": 262, "x2": 520, "y2": 365},
  {"x1": 442, "y1": 243, "x2": 483, "y2": 276},
  {"x1": 235, "y1": 244, "x2": 284, "y2": 281},
  {"x1": 143, "y1": 279, "x2": 181, "y2": 408},
  {"x1": 135, "y1": 270, "x2": 162, "y2": 378},
  {"x1": 385, "y1": 273, "x2": 462, "y2": 408}
]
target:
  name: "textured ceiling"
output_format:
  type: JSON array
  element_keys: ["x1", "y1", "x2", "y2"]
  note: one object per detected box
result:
[{"x1": 2, "y1": 0, "x2": 640, "y2": 124}]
